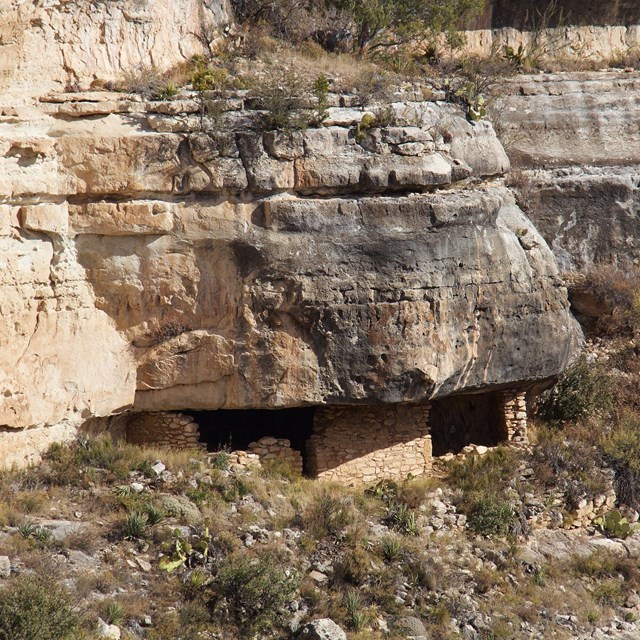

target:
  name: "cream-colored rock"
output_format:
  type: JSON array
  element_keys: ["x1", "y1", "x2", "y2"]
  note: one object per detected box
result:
[
  {"x1": 457, "y1": 25, "x2": 640, "y2": 62},
  {"x1": 0, "y1": 0, "x2": 231, "y2": 96},
  {"x1": 20, "y1": 204, "x2": 68, "y2": 234}
]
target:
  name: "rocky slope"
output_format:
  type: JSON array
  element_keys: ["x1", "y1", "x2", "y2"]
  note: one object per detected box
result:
[{"x1": 0, "y1": 435, "x2": 638, "y2": 640}]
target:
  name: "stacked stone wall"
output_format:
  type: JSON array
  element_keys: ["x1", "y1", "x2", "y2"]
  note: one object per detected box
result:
[
  {"x1": 500, "y1": 391, "x2": 528, "y2": 444},
  {"x1": 247, "y1": 436, "x2": 304, "y2": 475},
  {"x1": 125, "y1": 412, "x2": 201, "y2": 448},
  {"x1": 307, "y1": 404, "x2": 432, "y2": 485}
]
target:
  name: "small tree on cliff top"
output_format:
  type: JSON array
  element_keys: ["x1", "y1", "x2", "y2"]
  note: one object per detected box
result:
[
  {"x1": 232, "y1": 0, "x2": 485, "y2": 53},
  {"x1": 323, "y1": 0, "x2": 485, "y2": 52}
]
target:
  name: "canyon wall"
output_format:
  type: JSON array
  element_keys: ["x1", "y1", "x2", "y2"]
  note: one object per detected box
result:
[
  {"x1": 0, "y1": 0, "x2": 588, "y2": 467},
  {"x1": 493, "y1": 71, "x2": 640, "y2": 271}
]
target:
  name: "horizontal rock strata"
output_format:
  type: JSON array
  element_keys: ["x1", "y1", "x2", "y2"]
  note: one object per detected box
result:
[{"x1": 495, "y1": 71, "x2": 640, "y2": 270}]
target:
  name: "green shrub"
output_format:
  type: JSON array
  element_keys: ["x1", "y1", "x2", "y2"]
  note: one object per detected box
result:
[
  {"x1": 210, "y1": 451, "x2": 230, "y2": 471},
  {"x1": 447, "y1": 448, "x2": 519, "y2": 499},
  {"x1": 385, "y1": 501, "x2": 418, "y2": 535},
  {"x1": 602, "y1": 411, "x2": 640, "y2": 507},
  {"x1": 595, "y1": 509, "x2": 638, "y2": 539},
  {"x1": 323, "y1": 0, "x2": 484, "y2": 53},
  {"x1": 581, "y1": 263, "x2": 640, "y2": 337},
  {"x1": 571, "y1": 551, "x2": 620, "y2": 578},
  {"x1": 0, "y1": 575, "x2": 82, "y2": 640},
  {"x1": 313, "y1": 73, "x2": 331, "y2": 123},
  {"x1": 248, "y1": 71, "x2": 312, "y2": 130},
  {"x1": 537, "y1": 360, "x2": 613, "y2": 423},
  {"x1": 102, "y1": 601, "x2": 125, "y2": 626},
  {"x1": 380, "y1": 535, "x2": 403, "y2": 562},
  {"x1": 304, "y1": 491, "x2": 356, "y2": 538},
  {"x1": 143, "y1": 503, "x2": 167, "y2": 526},
  {"x1": 122, "y1": 511, "x2": 148, "y2": 540},
  {"x1": 467, "y1": 496, "x2": 515, "y2": 537},
  {"x1": 345, "y1": 590, "x2": 368, "y2": 631},
  {"x1": 533, "y1": 426, "x2": 610, "y2": 509},
  {"x1": 215, "y1": 552, "x2": 300, "y2": 636},
  {"x1": 334, "y1": 547, "x2": 371, "y2": 586}
]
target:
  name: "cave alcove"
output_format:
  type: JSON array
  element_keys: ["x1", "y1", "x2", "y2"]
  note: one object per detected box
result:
[
  {"x1": 429, "y1": 392, "x2": 507, "y2": 456},
  {"x1": 185, "y1": 407, "x2": 316, "y2": 458}
]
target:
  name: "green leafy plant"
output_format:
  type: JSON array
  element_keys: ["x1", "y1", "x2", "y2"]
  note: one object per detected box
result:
[
  {"x1": 381, "y1": 535, "x2": 403, "y2": 562},
  {"x1": 304, "y1": 491, "x2": 355, "y2": 538},
  {"x1": 603, "y1": 411, "x2": 640, "y2": 508},
  {"x1": 144, "y1": 503, "x2": 167, "y2": 526},
  {"x1": 503, "y1": 44, "x2": 537, "y2": 70},
  {"x1": 103, "y1": 601, "x2": 125, "y2": 626},
  {"x1": 313, "y1": 73, "x2": 331, "y2": 124},
  {"x1": 467, "y1": 496, "x2": 515, "y2": 537},
  {"x1": 444, "y1": 78, "x2": 487, "y2": 121},
  {"x1": 210, "y1": 451, "x2": 230, "y2": 471},
  {"x1": 159, "y1": 526, "x2": 213, "y2": 572},
  {"x1": 122, "y1": 511, "x2": 148, "y2": 540},
  {"x1": 323, "y1": 0, "x2": 484, "y2": 53},
  {"x1": 0, "y1": 575, "x2": 82, "y2": 640},
  {"x1": 386, "y1": 501, "x2": 418, "y2": 535},
  {"x1": 190, "y1": 57, "x2": 231, "y2": 128},
  {"x1": 345, "y1": 590, "x2": 368, "y2": 631},
  {"x1": 17, "y1": 522, "x2": 39, "y2": 539},
  {"x1": 537, "y1": 359, "x2": 612, "y2": 423},
  {"x1": 355, "y1": 112, "x2": 377, "y2": 141},
  {"x1": 215, "y1": 552, "x2": 300, "y2": 637},
  {"x1": 595, "y1": 509, "x2": 638, "y2": 539}
]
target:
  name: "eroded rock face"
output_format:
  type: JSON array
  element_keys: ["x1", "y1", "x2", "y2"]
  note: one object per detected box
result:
[
  {"x1": 0, "y1": 0, "x2": 231, "y2": 96},
  {"x1": 495, "y1": 71, "x2": 640, "y2": 271},
  {"x1": 0, "y1": 88, "x2": 580, "y2": 464}
]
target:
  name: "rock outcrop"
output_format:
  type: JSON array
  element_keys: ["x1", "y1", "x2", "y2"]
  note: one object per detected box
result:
[
  {"x1": 494, "y1": 70, "x2": 640, "y2": 271},
  {"x1": 0, "y1": 0, "x2": 231, "y2": 96},
  {"x1": 0, "y1": 82, "x2": 580, "y2": 465}
]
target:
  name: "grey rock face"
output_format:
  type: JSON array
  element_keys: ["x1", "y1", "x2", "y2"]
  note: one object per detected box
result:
[
  {"x1": 0, "y1": 91, "x2": 580, "y2": 463},
  {"x1": 495, "y1": 71, "x2": 640, "y2": 270}
]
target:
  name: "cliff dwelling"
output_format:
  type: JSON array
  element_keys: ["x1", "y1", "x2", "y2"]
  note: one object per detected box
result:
[
  {"x1": 0, "y1": 0, "x2": 587, "y2": 477},
  {"x1": 121, "y1": 389, "x2": 528, "y2": 483}
]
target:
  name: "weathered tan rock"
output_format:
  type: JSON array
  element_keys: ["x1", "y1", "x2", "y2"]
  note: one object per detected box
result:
[
  {"x1": 495, "y1": 71, "x2": 640, "y2": 270},
  {"x1": 0, "y1": 0, "x2": 231, "y2": 96}
]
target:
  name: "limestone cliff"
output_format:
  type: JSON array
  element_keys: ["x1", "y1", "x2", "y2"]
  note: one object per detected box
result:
[
  {"x1": 494, "y1": 71, "x2": 640, "y2": 271},
  {"x1": 0, "y1": 80, "x2": 581, "y2": 465},
  {"x1": 0, "y1": 1, "x2": 584, "y2": 468},
  {"x1": 0, "y1": 0, "x2": 231, "y2": 96}
]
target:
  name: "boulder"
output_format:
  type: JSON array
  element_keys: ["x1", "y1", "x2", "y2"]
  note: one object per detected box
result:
[{"x1": 295, "y1": 619, "x2": 347, "y2": 640}]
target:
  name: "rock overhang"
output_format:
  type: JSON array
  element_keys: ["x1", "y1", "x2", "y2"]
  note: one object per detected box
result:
[{"x1": 0, "y1": 89, "x2": 582, "y2": 451}]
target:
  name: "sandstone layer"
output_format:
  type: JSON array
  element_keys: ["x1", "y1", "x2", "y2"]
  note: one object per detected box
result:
[
  {"x1": 0, "y1": 86, "x2": 581, "y2": 463},
  {"x1": 494, "y1": 70, "x2": 640, "y2": 271}
]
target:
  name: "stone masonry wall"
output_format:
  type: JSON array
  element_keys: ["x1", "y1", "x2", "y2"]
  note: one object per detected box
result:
[
  {"x1": 247, "y1": 436, "x2": 304, "y2": 475},
  {"x1": 307, "y1": 404, "x2": 432, "y2": 485},
  {"x1": 501, "y1": 391, "x2": 529, "y2": 444},
  {"x1": 126, "y1": 412, "x2": 201, "y2": 448}
]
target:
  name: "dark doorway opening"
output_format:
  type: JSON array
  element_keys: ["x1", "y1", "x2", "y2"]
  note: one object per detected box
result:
[
  {"x1": 429, "y1": 392, "x2": 506, "y2": 457},
  {"x1": 185, "y1": 408, "x2": 316, "y2": 457}
]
